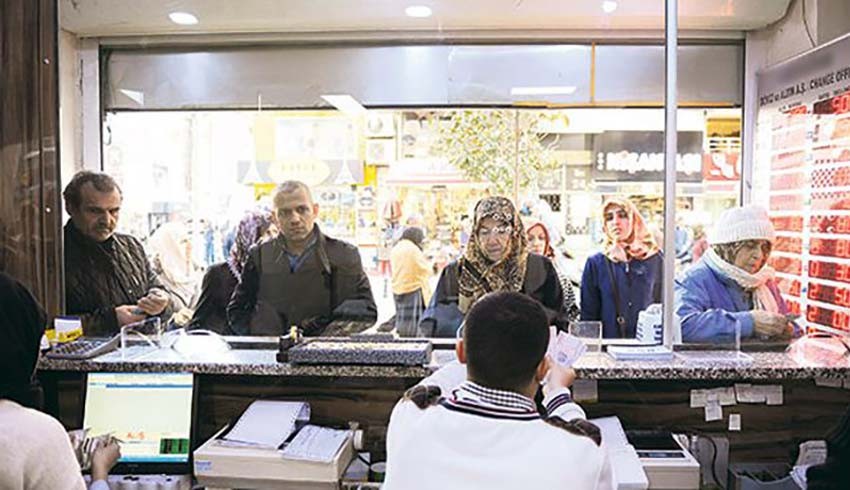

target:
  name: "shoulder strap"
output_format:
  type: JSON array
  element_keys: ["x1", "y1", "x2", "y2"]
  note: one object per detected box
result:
[{"x1": 604, "y1": 258, "x2": 628, "y2": 338}]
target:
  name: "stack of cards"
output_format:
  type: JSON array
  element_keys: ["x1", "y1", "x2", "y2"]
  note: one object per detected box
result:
[{"x1": 546, "y1": 327, "x2": 587, "y2": 367}]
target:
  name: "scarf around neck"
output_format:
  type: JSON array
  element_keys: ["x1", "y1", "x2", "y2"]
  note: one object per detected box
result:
[{"x1": 703, "y1": 247, "x2": 779, "y2": 313}]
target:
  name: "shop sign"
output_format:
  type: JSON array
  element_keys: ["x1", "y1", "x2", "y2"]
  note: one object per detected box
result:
[
  {"x1": 702, "y1": 152, "x2": 741, "y2": 181},
  {"x1": 591, "y1": 131, "x2": 704, "y2": 182}
]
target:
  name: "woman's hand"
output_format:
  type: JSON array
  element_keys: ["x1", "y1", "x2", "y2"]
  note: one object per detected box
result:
[
  {"x1": 751, "y1": 310, "x2": 792, "y2": 339},
  {"x1": 91, "y1": 440, "x2": 121, "y2": 482}
]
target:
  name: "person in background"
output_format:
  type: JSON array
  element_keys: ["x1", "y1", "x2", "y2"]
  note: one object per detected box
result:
[
  {"x1": 190, "y1": 209, "x2": 273, "y2": 333},
  {"x1": 0, "y1": 272, "x2": 120, "y2": 490},
  {"x1": 526, "y1": 220, "x2": 579, "y2": 323},
  {"x1": 228, "y1": 181, "x2": 377, "y2": 335},
  {"x1": 580, "y1": 197, "x2": 663, "y2": 338},
  {"x1": 384, "y1": 292, "x2": 614, "y2": 490},
  {"x1": 63, "y1": 171, "x2": 176, "y2": 336},
  {"x1": 690, "y1": 225, "x2": 708, "y2": 263},
  {"x1": 148, "y1": 222, "x2": 200, "y2": 311},
  {"x1": 390, "y1": 227, "x2": 432, "y2": 336},
  {"x1": 675, "y1": 205, "x2": 792, "y2": 343},
  {"x1": 419, "y1": 196, "x2": 566, "y2": 337}
]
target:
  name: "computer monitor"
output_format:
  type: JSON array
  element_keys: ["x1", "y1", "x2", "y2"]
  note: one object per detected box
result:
[{"x1": 83, "y1": 372, "x2": 196, "y2": 473}]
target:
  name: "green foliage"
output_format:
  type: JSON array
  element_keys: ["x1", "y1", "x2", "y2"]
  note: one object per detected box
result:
[{"x1": 435, "y1": 110, "x2": 560, "y2": 196}]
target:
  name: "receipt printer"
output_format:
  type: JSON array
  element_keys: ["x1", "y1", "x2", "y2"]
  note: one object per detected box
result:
[
  {"x1": 193, "y1": 427, "x2": 354, "y2": 490},
  {"x1": 629, "y1": 431, "x2": 700, "y2": 489}
]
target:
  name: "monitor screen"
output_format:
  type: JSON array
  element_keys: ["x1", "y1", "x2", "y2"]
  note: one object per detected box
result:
[{"x1": 83, "y1": 372, "x2": 194, "y2": 464}]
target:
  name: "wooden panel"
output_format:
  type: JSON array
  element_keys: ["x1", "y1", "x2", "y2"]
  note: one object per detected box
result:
[{"x1": 0, "y1": 0, "x2": 62, "y2": 313}]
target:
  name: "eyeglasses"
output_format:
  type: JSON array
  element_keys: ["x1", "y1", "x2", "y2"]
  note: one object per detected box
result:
[{"x1": 478, "y1": 225, "x2": 512, "y2": 240}]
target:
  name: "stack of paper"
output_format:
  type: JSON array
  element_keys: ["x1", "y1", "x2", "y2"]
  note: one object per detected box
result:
[
  {"x1": 607, "y1": 345, "x2": 673, "y2": 361},
  {"x1": 221, "y1": 400, "x2": 310, "y2": 448}
]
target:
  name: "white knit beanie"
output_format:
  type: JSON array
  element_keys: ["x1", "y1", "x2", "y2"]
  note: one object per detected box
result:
[{"x1": 710, "y1": 205, "x2": 776, "y2": 245}]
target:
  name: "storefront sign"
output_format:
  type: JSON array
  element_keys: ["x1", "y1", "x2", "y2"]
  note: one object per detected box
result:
[
  {"x1": 591, "y1": 131, "x2": 704, "y2": 182},
  {"x1": 702, "y1": 152, "x2": 741, "y2": 181}
]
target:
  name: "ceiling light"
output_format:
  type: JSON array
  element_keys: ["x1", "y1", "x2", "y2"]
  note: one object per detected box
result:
[
  {"x1": 510, "y1": 86, "x2": 577, "y2": 96},
  {"x1": 169, "y1": 12, "x2": 199, "y2": 25},
  {"x1": 405, "y1": 5, "x2": 432, "y2": 18},
  {"x1": 601, "y1": 1, "x2": 618, "y2": 14},
  {"x1": 321, "y1": 95, "x2": 368, "y2": 116}
]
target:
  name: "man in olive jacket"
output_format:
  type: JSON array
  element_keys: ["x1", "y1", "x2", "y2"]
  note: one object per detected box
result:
[
  {"x1": 227, "y1": 181, "x2": 377, "y2": 335},
  {"x1": 63, "y1": 171, "x2": 175, "y2": 336}
]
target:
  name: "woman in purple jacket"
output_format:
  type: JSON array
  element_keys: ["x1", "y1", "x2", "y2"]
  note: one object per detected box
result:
[{"x1": 675, "y1": 205, "x2": 793, "y2": 343}]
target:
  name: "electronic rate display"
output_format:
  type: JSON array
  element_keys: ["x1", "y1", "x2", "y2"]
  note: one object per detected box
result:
[{"x1": 755, "y1": 36, "x2": 850, "y2": 333}]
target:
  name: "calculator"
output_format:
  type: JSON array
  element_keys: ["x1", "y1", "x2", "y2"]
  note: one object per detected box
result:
[{"x1": 45, "y1": 335, "x2": 120, "y2": 360}]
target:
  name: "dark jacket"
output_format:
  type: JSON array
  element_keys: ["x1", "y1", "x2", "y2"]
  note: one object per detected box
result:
[
  {"x1": 64, "y1": 222, "x2": 174, "y2": 336},
  {"x1": 189, "y1": 262, "x2": 237, "y2": 334},
  {"x1": 0, "y1": 272, "x2": 46, "y2": 407},
  {"x1": 227, "y1": 226, "x2": 377, "y2": 335},
  {"x1": 580, "y1": 252, "x2": 663, "y2": 339},
  {"x1": 419, "y1": 253, "x2": 566, "y2": 337}
]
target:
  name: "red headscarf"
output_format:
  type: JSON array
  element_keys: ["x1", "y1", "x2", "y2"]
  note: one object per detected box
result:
[
  {"x1": 525, "y1": 221, "x2": 555, "y2": 259},
  {"x1": 602, "y1": 198, "x2": 660, "y2": 263}
]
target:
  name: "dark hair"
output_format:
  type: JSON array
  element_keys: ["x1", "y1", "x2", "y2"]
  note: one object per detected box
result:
[
  {"x1": 62, "y1": 171, "x2": 122, "y2": 210},
  {"x1": 401, "y1": 226, "x2": 425, "y2": 249},
  {"x1": 273, "y1": 180, "x2": 313, "y2": 205},
  {"x1": 464, "y1": 291, "x2": 549, "y2": 392}
]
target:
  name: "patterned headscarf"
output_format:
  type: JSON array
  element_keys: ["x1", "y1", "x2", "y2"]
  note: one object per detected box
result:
[
  {"x1": 602, "y1": 197, "x2": 660, "y2": 263},
  {"x1": 227, "y1": 209, "x2": 274, "y2": 281},
  {"x1": 525, "y1": 220, "x2": 555, "y2": 259},
  {"x1": 458, "y1": 197, "x2": 528, "y2": 313}
]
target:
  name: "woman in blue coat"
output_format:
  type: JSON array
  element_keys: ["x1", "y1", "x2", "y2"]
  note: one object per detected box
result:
[
  {"x1": 675, "y1": 205, "x2": 792, "y2": 343},
  {"x1": 580, "y1": 198, "x2": 663, "y2": 338}
]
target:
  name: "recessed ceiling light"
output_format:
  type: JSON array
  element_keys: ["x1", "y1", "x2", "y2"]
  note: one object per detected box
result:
[
  {"x1": 169, "y1": 12, "x2": 199, "y2": 25},
  {"x1": 602, "y1": 1, "x2": 618, "y2": 14},
  {"x1": 405, "y1": 5, "x2": 432, "y2": 18}
]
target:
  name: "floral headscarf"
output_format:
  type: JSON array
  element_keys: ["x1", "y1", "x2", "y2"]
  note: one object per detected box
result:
[
  {"x1": 525, "y1": 220, "x2": 555, "y2": 259},
  {"x1": 602, "y1": 197, "x2": 660, "y2": 263},
  {"x1": 227, "y1": 209, "x2": 274, "y2": 281},
  {"x1": 458, "y1": 197, "x2": 528, "y2": 313}
]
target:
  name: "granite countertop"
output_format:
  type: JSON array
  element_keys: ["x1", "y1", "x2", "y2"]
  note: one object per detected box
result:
[
  {"x1": 37, "y1": 346, "x2": 430, "y2": 378},
  {"x1": 37, "y1": 345, "x2": 850, "y2": 380}
]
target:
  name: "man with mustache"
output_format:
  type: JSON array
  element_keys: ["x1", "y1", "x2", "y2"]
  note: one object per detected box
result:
[
  {"x1": 64, "y1": 171, "x2": 175, "y2": 336},
  {"x1": 227, "y1": 180, "x2": 377, "y2": 335}
]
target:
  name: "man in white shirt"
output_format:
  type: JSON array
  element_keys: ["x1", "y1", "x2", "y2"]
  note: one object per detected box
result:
[{"x1": 384, "y1": 291, "x2": 615, "y2": 490}]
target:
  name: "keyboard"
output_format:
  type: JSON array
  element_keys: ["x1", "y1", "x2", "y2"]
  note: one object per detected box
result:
[{"x1": 46, "y1": 335, "x2": 120, "y2": 360}]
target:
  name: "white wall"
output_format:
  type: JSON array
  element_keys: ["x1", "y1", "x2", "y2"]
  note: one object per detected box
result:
[{"x1": 59, "y1": 29, "x2": 81, "y2": 181}]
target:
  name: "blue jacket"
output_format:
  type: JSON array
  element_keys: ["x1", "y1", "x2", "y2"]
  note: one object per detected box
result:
[
  {"x1": 580, "y1": 252, "x2": 663, "y2": 339},
  {"x1": 675, "y1": 260, "x2": 788, "y2": 343}
]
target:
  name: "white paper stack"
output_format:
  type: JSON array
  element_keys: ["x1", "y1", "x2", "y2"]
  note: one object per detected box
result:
[{"x1": 607, "y1": 345, "x2": 674, "y2": 361}]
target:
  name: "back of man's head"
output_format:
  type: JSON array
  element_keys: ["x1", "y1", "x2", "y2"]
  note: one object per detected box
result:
[{"x1": 464, "y1": 292, "x2": 549, "y2": 392}]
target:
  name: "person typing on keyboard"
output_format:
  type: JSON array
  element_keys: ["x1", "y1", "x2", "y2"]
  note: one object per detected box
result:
[
  {"x1": 63, "y1": 171, "x2": 178, "y2": 336},
  {"x1": 0, "y1": 272, "x2": 121, "y2": 489}
]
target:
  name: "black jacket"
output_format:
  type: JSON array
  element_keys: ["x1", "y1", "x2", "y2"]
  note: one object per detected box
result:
[
  {"x1": 189, "y1": 262, "x2": 237, "y2": 334},
  {"x1": 64, "y1": 222, "x2": 174, "y2": 336},
  {"x1": 227, "y1": 226, "x2": 377, "y2": 335},
  {"x1": 419, "y1": 253, "x2": 566, "y2": 337}
]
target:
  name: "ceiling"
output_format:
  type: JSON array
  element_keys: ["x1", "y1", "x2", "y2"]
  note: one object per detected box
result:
[{"x1": 60, "y1": 0, "x2": 792, "y2": 38}]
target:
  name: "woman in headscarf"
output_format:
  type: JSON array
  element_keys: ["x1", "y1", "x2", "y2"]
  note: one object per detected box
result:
[
  {"x1": 390, "y1": 226, "x2": 433, "y2": 336},
  {"x1": 190, "y1": 209, "x2": 274, "y2": 333},
  {"x1": 419, "y1": 196, "x2": 566, "y2": 337},
  {"x1": 675, "y1": 205, "x2": 792, "y2": 343},
  {"x1": 580, "y1": 197, "x2": 663, "y2": 338},
  {"x1": 526, "y1": 220, "x2": 579, "y2": 323},
  {"x1": 149, "y1": 221, "x2": 200, "y2": 310},
  {"x1": 0, "y1": 272, "x2": 120, "y2": 489}
]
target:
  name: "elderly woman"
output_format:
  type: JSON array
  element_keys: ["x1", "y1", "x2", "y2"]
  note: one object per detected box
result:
[
  {"x1": 676, "y1": 205, "x2": 791, "y2": 343},
  {"x1": 580, "y1": 197, "x2": 663, "y2": 338},
  {"x1": 526, "y1": 220, "x2": 579, "y2": 322},
  {"x1": 419, "y1": 196, "x2": 566, "y2": 337},
  {"x1": 190, "y1": 210, "x2": 273, "y2": 333}
]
